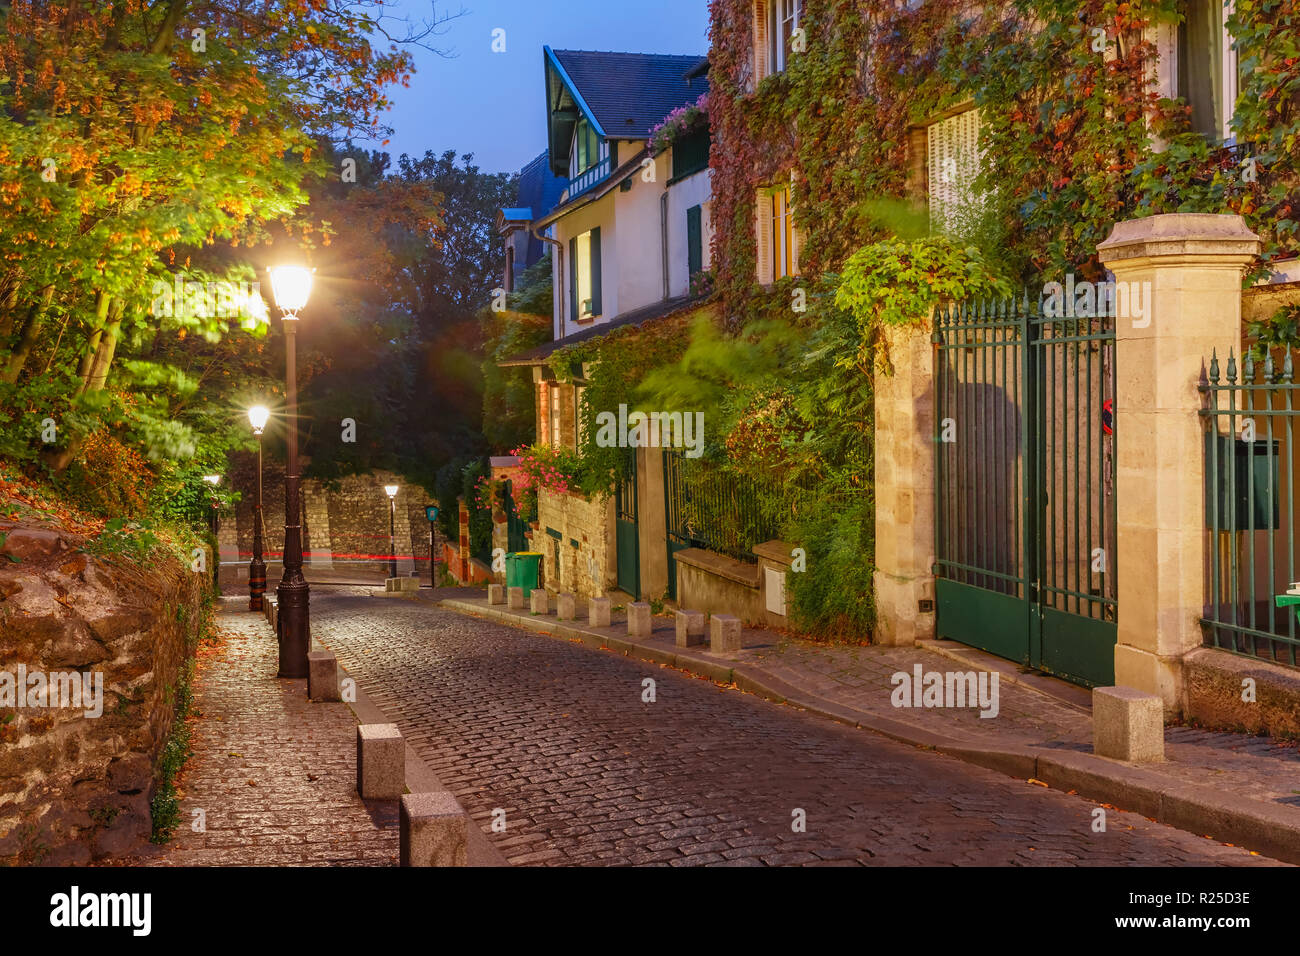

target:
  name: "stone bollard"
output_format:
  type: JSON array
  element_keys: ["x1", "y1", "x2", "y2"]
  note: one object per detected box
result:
[
  {"x1": 488, "y1": 583, "x2": 505, "y2": 605},
  {"x1": 1093, "y1": 686, "x2": 1165, "y2": 762},
  {"x1": 507, "y1": 586, "x2": 525, "y2": 610},
  {"x1": 357, "y1": 723, "x2": 404, "y2": 799},
  {"x1": 675, "y1": 609, "x2": 706, "y2": 648},
  {"x1": 627, "y1": 602, "x2": 652, "y2": 638},
  {"x1": 710, "y1": 614, "x2": 742, "y2": 655},
  {"x1": 307, "y1": 649, "x2": 340, "y2": 702},
  {"x1": 530, "y1": 588, "x2": 548, "y2": 615},
  {"x1": 400, "y1": 792, "x2": 469, "y2": 867},
  {"x1": 556, "y1": 592, "x2": 576, "y2": 621},
  {"x1": 589, "y1": 596, "x2": 611, "y2": 628}
]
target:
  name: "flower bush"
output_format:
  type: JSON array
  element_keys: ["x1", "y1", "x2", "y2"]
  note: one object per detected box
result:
[
  {"x1": 649, "y1": 92, "x2": 710, "y2": 155},
  {"x1": 508, "y1": 443, "x2": 586, "y2": 514}
]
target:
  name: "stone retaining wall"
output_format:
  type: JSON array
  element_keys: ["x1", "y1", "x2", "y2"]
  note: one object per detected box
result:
[
  {"x1": 530, "y1": 488, "x2": 614, "y2": 598},
  {"x1": 0, "y1": 529, "x2": 209, "y2": 865}
]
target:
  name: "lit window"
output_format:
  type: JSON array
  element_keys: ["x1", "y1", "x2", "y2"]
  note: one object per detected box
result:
[
  {"x1": 568, "y1": 227, "x2": 602, "y2": 322},
  {"x1": 771, "y1": 185, "x2": 795, "y2": 280},
  {"x1": 550, "y1": 387, "x2": 561, "y2": 445}
]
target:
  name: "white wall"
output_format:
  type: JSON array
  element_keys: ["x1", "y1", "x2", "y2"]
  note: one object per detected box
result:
[
  {"x1": 665, "y1": 166, "x2": 712, "y2": 299},
  {"x1": 549, "y1": 142, "x2": 714, "y2": 341}
]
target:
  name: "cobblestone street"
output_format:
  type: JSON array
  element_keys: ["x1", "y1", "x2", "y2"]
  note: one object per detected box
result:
[{"x1": 310, "y1": 587, "x2": 1282, "y2": 867}]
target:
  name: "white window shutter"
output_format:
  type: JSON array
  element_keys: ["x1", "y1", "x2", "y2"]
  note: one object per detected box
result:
[
  {"x1": 755, "y1": 190, "x2": 773, "y2": 285},
  {"x1": 752, "y1": 0, "x2": 769, "y2": 84}
]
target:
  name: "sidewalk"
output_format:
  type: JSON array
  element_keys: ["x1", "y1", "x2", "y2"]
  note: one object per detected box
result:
[
  {"x1": 438, "y1": 591, "x2": 1300, "y2": 863},
  {"x1": 131, "y1": 602, "x2": 399, "y2": 866}
]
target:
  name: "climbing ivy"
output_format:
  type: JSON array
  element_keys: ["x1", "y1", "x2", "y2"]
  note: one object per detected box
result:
[{"x1": 707, "y1": 0, "x2": 1300, "y2": 323}]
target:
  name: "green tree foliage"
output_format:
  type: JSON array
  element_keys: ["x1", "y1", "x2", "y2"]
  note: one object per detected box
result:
[{"x1": 0, "y1": 0, "x2": 458, "y2": 516}]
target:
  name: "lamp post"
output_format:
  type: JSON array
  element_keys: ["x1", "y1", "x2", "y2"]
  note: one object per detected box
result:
[
  {"x1": 384, "y1": 484, "x2": 399, "y2": 580},
  {"x1": 267, "y1": 265, "x2": 314, "y2": 679},
  {"x1": 247, "y1": 405, "x2": 270, "y2": 612},
  {"x1": 202, "y1": 474, "x2": 221, "y2": 590}
]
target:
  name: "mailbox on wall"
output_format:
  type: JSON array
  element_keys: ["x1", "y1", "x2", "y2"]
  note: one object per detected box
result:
[{"x1": 1205, "y1": 435, "x2": 1281, "y2": 531}]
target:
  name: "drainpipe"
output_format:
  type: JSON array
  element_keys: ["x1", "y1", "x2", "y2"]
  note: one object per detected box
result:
[
  {"x1": 532, "y1": 225, "x2": 564, "y2": 341},
  {"x1": 660, "y1": 192, "x2": 670, "y2": 300}
]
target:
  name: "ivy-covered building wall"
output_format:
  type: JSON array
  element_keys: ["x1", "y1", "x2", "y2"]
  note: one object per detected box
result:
[{"x1": 707, "y1": 0, "x2": 1300, "y2": 322}]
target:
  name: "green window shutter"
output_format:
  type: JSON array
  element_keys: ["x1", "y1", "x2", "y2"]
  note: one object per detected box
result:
[
  {"x1": 568, "y1": 236, "x2": 578, "y2": 324},
  {"x1": 686, "y1": 205, "x2": 702, "y2": 277},
  {"x1": 590, "y1": 227, "x2": 602, "y2": 316}
]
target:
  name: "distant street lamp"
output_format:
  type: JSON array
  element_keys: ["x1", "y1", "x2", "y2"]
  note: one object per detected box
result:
[
  {"x1": 267, "y1": 265, "x2": 314, "y2": 679},
  {"x1": 247, "y1": 405, "x2": 270, "y2": 612},
  {"x1": 202, "y1": 474, "x2": 221, "y2": 588},
  {"x1": 425, "y1": 504, "x2": 439, "y2": 587},
  {"x1": 384, "y1": 484, "x2": 399, "y2": 579}
]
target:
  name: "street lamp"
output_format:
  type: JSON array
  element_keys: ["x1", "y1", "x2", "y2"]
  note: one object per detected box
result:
[
  {"x1": 247, "y1": 405, "x2": 270, "y2": 612},
  {"x1": 267, "y1": 264, "x2": 314, "y2": 679},
  {"x1": 202, "y1": 474, "x2": 221, "y2": 589},
  {"x1": 385, "y1": 484, "x2": 399, "y2": 580},
  {"x1": 425, "y1": 504, "x2": 439, "y2": 587}
]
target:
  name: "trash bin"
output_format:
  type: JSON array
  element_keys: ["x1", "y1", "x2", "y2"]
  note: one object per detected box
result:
[{"x1": 506, "y1": 552, "x2": 543, "y2": 591}]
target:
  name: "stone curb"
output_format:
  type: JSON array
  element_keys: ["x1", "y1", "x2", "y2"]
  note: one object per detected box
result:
[{"x1": 438, "y1": 597, "x2": 1300, "y2": 864}]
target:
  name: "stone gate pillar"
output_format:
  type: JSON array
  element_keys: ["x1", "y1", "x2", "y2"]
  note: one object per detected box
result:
[
  {"x1": 1097, "y1": 213, "x2": 1260, "y2": 709},
  {"x1": 873, "y1": 320, "x2": 937, "y2": 645}
]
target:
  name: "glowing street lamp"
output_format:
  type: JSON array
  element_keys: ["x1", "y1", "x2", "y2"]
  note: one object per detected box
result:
[
  {"x1": 247, "y1": 405, "x2": 270, "y2": 612},
  {"x1": 384, "y1": 484, "x2": 399, "y2": 580},
  {"x1": 267, "y1": 265, "x2": 315, "y2": 679}
]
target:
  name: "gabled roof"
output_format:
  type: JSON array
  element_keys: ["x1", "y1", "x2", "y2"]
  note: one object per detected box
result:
[{"x1": 544, "y1": 46, "x2": 708, "y2": 177}]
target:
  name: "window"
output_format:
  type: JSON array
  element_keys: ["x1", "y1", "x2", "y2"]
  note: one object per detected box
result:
[
  {"x1": 769, "y1": 0, "x2": 801, "y2": 75},
  {"x1": 550, "y1": 385, "x2": 561, "y2": 446},
  {"x1": 1178, "y1": 0, "x2": 1237, "y2": 141},
  {"x1": 570, "y1": 119, "x2": 604, "y2": 177},
  {"x1": 770, "y1": 185, "x2": 795, "y2": 280},
  {"x1": 687, "y1": 205, "x2": 704, "y2": 278},
  {"x1": 504, "y1": 245, "x2": 515, "y2": 293},
  {"x1": 755, "y1": 184, "x2": 798, "y2": 284},
  {"x1": 926, "y1": 108, "x2": 983, "y2": 234},
  {"x1": 753, "y1": 0, "x2": 801, "y2": 83},
  {"x1": 568, "y1": 227, "x2": 602, "y2": 323}
]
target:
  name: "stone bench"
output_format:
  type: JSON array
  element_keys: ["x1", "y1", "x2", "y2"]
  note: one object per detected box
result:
[
  {"x1": 530, "y1": 588, "x2": 548, "y2": 614},
  {"x1": 356, "y1": 723, "x2": 404, "y2": 799},
  {"x1": 507, "y1": 586, "x2": 525, "y2": 610},
  {"x1": 400, "y1": 791, "x2": 469, "y2": 867},
  {"x1": 488, "y1": 583, "x2": 505, "y2": 605},
  {"x1": 589, "y1": 596, "x2": 611, "y2": 627}
]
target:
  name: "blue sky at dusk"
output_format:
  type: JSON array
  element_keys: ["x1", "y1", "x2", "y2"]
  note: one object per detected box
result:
[{"x1": 376, "y1": 0, "x2": 711, "y2": 175}]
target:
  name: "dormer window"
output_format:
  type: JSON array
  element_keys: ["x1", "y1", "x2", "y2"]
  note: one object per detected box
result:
[{"x1": 571, "y1": 118, "x2": 601, "y2": 177}]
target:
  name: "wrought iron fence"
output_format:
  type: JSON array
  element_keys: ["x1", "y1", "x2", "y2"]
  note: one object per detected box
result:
[
  {"x1": 663, "y1": 450, "x2": 788, "y2": 563},
  {"x1": 1200, "y1": 347, "x2": 1300, "y2": 667}
]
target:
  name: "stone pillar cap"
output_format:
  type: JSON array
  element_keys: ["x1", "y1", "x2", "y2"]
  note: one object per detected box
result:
[{"x1": 1097, "y1": 213, "x2": 1261, "y2": 263}]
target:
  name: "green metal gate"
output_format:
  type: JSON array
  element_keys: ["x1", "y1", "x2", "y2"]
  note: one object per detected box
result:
[
  {"x1": 503, "y1": 480, "x2": 529, "y2": 553},
  {"x1": 615, "y1": 453, "x2": 640, "y2": 599},
  {"x1": 933, "y1": 296, "x2": 1117, "y2": 687}
]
